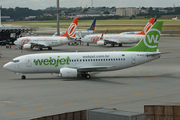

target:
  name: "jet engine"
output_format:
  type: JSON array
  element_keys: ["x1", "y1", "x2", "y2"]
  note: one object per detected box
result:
[
  {"x1": 97, "y1": 41, "x2": 106, "y2": 46},
  {"x1": 23, "y1": 44, "x2": 33, "y2": 49},
  {"x1": 60, "y1": 68, "x2": 77, "y2": 78}
]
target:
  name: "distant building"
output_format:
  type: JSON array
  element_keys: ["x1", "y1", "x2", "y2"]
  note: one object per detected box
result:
[{"x1": 116, "y1": 7, "x2": 139, "y2": 16}]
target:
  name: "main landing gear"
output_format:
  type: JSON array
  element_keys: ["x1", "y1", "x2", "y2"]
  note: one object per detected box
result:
[
  {"x1": 81, "y1": 73, "x2": 91, "y2": 79},
  {"x1": 21, "y1": 75, "x2": 26, "y2": 79},
  {"x1": 38, "y1": 47, "x2": 42, "y2": 50},
  {"x1": 48, "y1": 47, "x2": 52, "y2": 50}
]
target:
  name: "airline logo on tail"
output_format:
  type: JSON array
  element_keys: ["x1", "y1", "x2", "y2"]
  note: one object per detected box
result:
[
  {"x1": 135, "y1": 17, "x2": 155, "y2": 35},
  {"x1": 144, "y1": 29, "x2": 160, "y2": 48},
  {"x1": 87, "y1": 18, "x2": 96, "y2": 31},
  {"x1": 59, "y1": 17, "x2": 79, "y2": 37},
  {"x1": 121, "y1": 21, "x2": 163, "y2": 52},
  {"x1": 67, "y1": 23, "x2": 77, "y2": 37}
]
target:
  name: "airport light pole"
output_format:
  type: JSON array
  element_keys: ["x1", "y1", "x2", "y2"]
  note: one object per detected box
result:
[
  {"x1": 57, "y1": 0, "x2": 60, "y2": 36},
  {"x1": 0, "y1": 6, "x2": 2, "y2": 26}
]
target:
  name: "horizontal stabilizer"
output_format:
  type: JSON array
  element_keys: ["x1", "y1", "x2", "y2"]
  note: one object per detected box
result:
[{"x1": 146, "y1": 52, "x2": 170, "y2": 57}]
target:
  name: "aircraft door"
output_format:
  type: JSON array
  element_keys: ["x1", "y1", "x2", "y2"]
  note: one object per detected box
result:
[
  {"x1": 131, "y1": 54, "x2": 136, "y2": 64},
  {"x1": 26, "y1": 56, "x2": 32, "y2": 67}
]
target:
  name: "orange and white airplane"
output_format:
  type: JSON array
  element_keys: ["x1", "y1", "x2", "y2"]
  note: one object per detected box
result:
[
  {"x1": 14, "y1": 17, "x2": 79, "y2": 50},
  {"x1": 81, "y1": 17, "x2": 156, "y2": 47}
]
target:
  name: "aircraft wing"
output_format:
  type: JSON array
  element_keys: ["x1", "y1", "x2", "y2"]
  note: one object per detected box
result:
[
  {"x1": 30, "y1": 42, "x2": 49, "y2": 47},
  {"x1": 74, "y1": 66, "x2": 117, "y2": 72},
  {"x1": 67, "y1": 37, "x2": 76, "y2": 40},
  {"x1": 104, "y1": 39, "x2": 121, "y2": 44}
]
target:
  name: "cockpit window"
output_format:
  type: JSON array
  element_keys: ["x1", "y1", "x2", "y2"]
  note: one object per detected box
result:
[{"x1": 11, "y1": 60, "x2": 20, "y2": 63}]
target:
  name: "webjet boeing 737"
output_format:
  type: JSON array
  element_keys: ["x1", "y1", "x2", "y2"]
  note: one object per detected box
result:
[
  {"x1": 14, "y1": 17, "x2": 79, "y2": 50},
  {"x1": 4, "y1": 21, "x2": 163, "y2": 79}
]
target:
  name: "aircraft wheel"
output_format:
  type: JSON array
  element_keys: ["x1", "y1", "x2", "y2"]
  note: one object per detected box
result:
[
  {"x1": 111, "y1": 44, "x2": 114, "y2": 47},
  {"x1": 85, "y1": 74, "x2": 91, "y2": 79},
  {"x1": 21, "y1": 75, "x2": 26, "y2": 79},
  {"x1": 87, "y1": 43, "x2": 89, "y2": 46},
  {"x1": 81, "y1": 74, "x2": 85, "y2": 77},
  {"x1": 48, "y1": 47, "x2": 52, "y2": 50},
  {"x1": 38, "y1": 48, "x2": 42, "y2": 50},
  {"x1": 119, "y1": 43, "x2": 122, "y2": 47}
]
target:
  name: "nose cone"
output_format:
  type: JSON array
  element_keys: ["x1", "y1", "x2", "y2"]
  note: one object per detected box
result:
[
  {"x1": 3, "y1": 62, "x2": 13, "y2": 72},
  {"x1": 14, "y1": 40, "x2": 18, "y2": 45}
]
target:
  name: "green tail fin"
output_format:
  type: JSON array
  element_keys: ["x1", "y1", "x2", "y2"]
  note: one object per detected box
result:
[{"x1": 121, "y1": 21, "x2": 163, "y2": 52}]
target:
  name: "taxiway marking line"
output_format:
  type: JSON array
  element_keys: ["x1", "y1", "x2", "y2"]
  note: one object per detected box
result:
[
  {"x1": 168, "y1": 88, "x2": 179, "y2": 91},
  {"x1": 61, "y1": 103, "x2": 79, "y2": 106},
  {"x1": 5, "y1": 87, "x2": 180, "y2": 114},
  {"x1": 0, "y1": 81, "x2": 65, "y2": 89},
  {"x1": 87, "y1": 99, "x2": 103, "y2": 103},
  {"x1": 149, "y1": 91, "x2": 162, "y2": 94},
  {"x1": 109, "y1": 96, "x2": 124, "y2": 99},
  {"x1": 130, "y1": 93, "x2": 144, "y2": 96},
  {"x1": 6, "y1": 110, "x2": 26, "y2": 114},
  {"x1": 34, "y1": 106, "x2": 53, "y2": 110}
]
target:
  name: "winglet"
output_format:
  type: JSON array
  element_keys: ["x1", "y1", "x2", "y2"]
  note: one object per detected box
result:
[
  {"x1": 100, "y1": 33, "x2": 104, "y2": 40},
  {"x1": 135, "y1": 17, "x2": 156, "y2": 35},
  {"x1": 122, "y1": 21, "x2": 163, "y2": 52},
  {"x1": 59, "y1": 17, "x2": 79, "y2": 37},
  {"x1": 87, "y1": 18, "x2": 96, "y2": 31}
]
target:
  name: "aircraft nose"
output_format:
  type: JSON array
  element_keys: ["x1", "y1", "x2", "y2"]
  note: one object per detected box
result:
[
  {"x1": 3, "y1": 62, "x2": 13, "y2": 71},
  {"x1": 14, "y1": 40, "x2": 18, "y2": 45}
]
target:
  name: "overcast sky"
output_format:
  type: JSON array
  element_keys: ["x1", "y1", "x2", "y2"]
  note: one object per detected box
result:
[{"x1": 0, "y1": 0, "x2": 179, "y2": 9}]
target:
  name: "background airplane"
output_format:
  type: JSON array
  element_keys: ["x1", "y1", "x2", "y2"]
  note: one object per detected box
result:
[
  {"x1": 52, "y1": 18, "x2": 96, "y2": 38},
  {"x1": 14, "y1": 17, "x2": 79, "y2": 50},
  {"x1": 4, "y1": 21, "x2": 163, "y2": 79},
  {"x1": 81, "y1": 17, "x2": 156, "y2": 47}
]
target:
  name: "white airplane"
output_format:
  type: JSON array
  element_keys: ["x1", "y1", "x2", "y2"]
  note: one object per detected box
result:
[
  {"x1": 52, "y1": 18, "x2": 96, "y2": 38},
  {"x1": 172, "y1": 16, "x2": 179, "y2": 20},
  {"x1": 14, "y1": 17, "x2": 79, "y2": 50},
  {"x1": 3, "y1": 21, "x2": 163, "y2": 79},
  {"x1": 81, "y1": 17, "x2": 156, "y2": 47}
]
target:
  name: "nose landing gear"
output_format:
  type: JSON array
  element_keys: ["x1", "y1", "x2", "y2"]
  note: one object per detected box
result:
[{"x1": 21, "y1": 75, "x2": 26, "y2": 79}]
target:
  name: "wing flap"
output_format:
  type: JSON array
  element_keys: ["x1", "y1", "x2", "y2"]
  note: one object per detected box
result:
[
  {"x1": 74, "y1": 66, "x2": 117, "y2": 71},
  {"x1": 104, "y1": 39, "x2": 121, "y2": 43}
]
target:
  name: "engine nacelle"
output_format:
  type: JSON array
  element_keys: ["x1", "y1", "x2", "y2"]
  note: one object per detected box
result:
[
  {"x1": 97, "y1": 40, "x2": 105, "y2": 46},
  {"x1": 60, "y1": 68, "x2": 77, "y2": 78},
  {"x1": 23, "y1": 44, "x2": 32, "y2": 49}
]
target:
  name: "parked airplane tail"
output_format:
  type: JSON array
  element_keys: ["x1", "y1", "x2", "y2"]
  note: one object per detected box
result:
[
  {"x1": 87, "y1": 18, "x2": 96, "y2": 31},
  {"x1": 59, "y1": 17, "x2": 79, "y2": 37},
  {"x1": 122, "y1": 21, "x2": 163, "y2": 52},
  {"x1": 135, "y1": 17, "x2": 156, "y2": 35}
]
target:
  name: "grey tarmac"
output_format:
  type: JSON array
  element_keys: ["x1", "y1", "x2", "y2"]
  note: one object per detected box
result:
[{"x1": 0, "y1": 37, "x2": 180, "y2": 120}]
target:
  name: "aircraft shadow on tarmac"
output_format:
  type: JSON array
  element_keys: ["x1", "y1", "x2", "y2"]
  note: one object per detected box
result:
[{"x1": 10, "y1": 73, "x2": 177, "y2": 86}]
